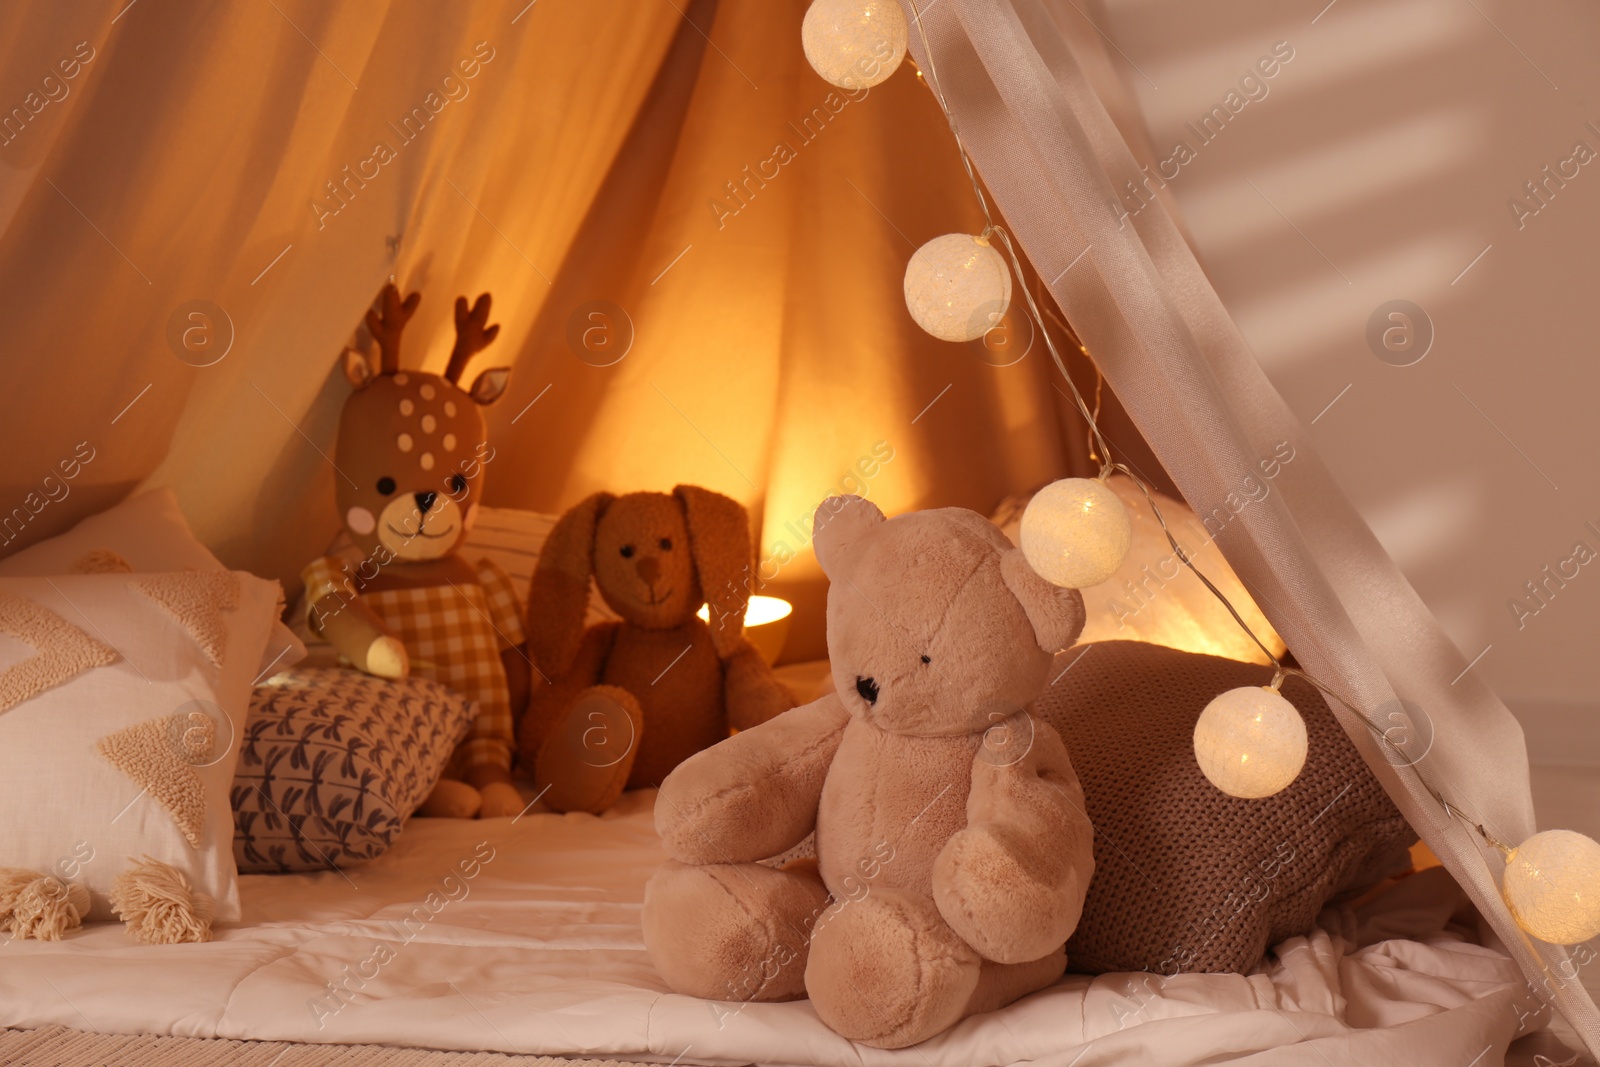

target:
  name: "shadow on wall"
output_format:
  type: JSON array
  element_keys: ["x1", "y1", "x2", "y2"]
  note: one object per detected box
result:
[{"x1": 1088, "y1": 0, "x2": 1600, "y2": 706}]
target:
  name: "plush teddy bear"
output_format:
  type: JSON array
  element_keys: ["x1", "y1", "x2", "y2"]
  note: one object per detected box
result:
[
  {"x1": 301, "y1": 283, "x2": 528, "y2": 820},
  {"x1": 641, "y1": 496, "x2": 1095, "y2": 1049},
  {"x1": 518, "y1": 486, "x2": 796, "y2": 814}
]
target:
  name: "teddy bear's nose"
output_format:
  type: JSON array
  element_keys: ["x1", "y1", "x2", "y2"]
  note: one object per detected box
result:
[
  {"x1": 414, "y1": 491, "x2": 437, "y2": 514},
  {"x1": 855, "y1": 676, "x2": 879, "y2": 705},
  {"x1": 635, "y1": 555, "x2": 662, "y2": 585}
]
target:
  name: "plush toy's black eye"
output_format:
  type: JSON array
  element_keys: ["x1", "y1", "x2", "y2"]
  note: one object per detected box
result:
[
  {"x1": 376, "y1": 477, "x2": 396, "y2": 496},
  {"x1": 620, "y1": 544, "x2": 635, "y2": 558},
  {"x1": 659, "y1": 537, "x2": 673, "y2": 551},
  {"x1": 920, "y1": 655, "x2": 931, "y2": 664},
  {"x1": 449, "y1": 474, "x2": 468, "y2": 494}
]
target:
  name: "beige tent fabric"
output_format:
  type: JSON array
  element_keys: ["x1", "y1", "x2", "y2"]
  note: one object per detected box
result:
[
  {"x1": 482, "y1": 0, "x2": 1172, "y2": 660},
  {"x1": 2, "y1": 0, "x2": 1591, "y2": 1053},
  {"x1": 900, "y1": 0, "x2": 1598, "y2": 1054},
  {"x1": 0, "y1": 0, "x2": 680, "y2": 575},
  {"x1": 0, "y1": 0, "x2": 1168, "y2": 663}
]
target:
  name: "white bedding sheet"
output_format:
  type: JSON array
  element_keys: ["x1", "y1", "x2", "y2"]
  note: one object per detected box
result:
[{"x1": 0, "y1": 791, "x2": 1535, "y2": 1066}]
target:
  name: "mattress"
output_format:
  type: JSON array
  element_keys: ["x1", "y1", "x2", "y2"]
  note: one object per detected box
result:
[{"x1": 0, "y1": 789, "x2": 1534, "y2": 1066}]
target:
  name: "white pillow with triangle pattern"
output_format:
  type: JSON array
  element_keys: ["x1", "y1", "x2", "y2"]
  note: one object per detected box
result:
[{"x1": 0, "y1": 570, "x2": 278, "y2": 924}]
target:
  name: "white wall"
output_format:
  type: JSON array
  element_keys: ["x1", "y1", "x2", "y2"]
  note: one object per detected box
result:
[{"x1": 1095, "y1": 0, "x2": 1600, "y2": 738}]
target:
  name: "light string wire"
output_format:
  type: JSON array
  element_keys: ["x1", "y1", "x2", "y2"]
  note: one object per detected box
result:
[{"x1": 900, "y1": 0, "x2": 1510, "y2": 858}]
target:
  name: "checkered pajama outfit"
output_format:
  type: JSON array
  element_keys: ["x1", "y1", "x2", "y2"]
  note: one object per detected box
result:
[{"x1": 302, "y1": 555, "x2": 525, "y2": 775}]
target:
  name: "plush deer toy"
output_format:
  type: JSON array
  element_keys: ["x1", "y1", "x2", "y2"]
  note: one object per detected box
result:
[{"x1": 302, "y1": 283, "x2": 528, "y2": 819}]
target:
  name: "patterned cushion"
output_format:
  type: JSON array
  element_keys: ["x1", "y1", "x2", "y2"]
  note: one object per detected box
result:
[
  {"x1": 230, "y1": 668, "x2": 477, "y2": 874},
  {"x1": 1033, "y1": 640, "x2": 1415, "y2": 975},
  {"x1": 0, "y1": 571, "x2": 280, "y2": 923}
]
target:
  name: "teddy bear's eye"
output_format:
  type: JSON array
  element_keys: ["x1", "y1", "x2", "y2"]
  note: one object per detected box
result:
[
  {"x1": 620, "y1": 545, "x2": 635, "y2": 558},
  {"x1": 448, "y1": 473, "x2": 468, "y2": 495},
  {"x1": 920, "y1": 655, "x2": 931, "y2": 664},
  {"x1": 376, "y1": 477, "x2": 396, "y2": 496},
  {"x1": 659, "y1": 538, "x2": 673, "y2": 551}
]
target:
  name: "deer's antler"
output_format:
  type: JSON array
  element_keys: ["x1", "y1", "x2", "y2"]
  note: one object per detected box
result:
[
  {"x1": 364, "y1": 284, "x2": 421, "y2": 374},
  {"x1": 445, "y1": 293, "x2": 500, "y2": 384}
]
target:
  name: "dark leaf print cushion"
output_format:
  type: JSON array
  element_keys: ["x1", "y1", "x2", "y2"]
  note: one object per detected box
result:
[{"x1": 231, "y1": 667, "x2": 476, "y2": 874}]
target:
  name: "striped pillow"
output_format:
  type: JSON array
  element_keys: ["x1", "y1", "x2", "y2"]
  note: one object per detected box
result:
[{"x1": 459, "y1": 506, "x2": 618, "y2": 627}]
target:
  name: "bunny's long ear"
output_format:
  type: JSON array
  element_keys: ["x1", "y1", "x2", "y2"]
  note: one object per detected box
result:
[
  {"x1": 526, "y1": 492, "x2": 613, "y2": 677},
  {"x1": 673, "y1": 485, "x2": 754, "y2": 659},
  {"x1": 1000, "y1": 549, "x2": 1087, "y2": 653}
]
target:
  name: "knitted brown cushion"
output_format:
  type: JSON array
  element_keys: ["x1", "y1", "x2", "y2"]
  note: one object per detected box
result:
[{"x1": 1033, "y1": 640, "x2": 1415, "y2": 975}]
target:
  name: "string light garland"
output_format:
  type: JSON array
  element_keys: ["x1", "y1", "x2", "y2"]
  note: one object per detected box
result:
[
  {"x1": 1501, "y1": 830, "x2": 1600, "y2": 946},
  {"x1": 801, "y1": 0, "x2": 907, "y2": 90},
  {"x1": 1019, "y1": 475, "x2": 1131, "y2": 588},
  {"x1": 1279, "y1": 662, "x2": 1600, "y2": 943},
  {"x1": 800, "y1": 0, "x2": 1600, "y2": 943},
  {"x1": 903, "y1": 232, "x2": 1013, "y2": 342},
  {"x1": 1193, "y1": 679, "x2": 1308, "y2": 799}
]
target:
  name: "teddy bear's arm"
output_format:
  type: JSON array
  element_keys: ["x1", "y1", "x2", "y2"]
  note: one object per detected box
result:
[
  {"x1": 931, "y1": 715, "x2": 1095, "y2": 965},
  {"x1": 655, "y1": 692, "x2": 851, "y2": 865}
]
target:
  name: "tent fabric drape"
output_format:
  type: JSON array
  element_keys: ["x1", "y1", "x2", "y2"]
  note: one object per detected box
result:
[
  {"x1": 0, "y1": 0, "x2": 684, "y2": 574},
  {"x1": 0, "y1": 0, "x2": 1172, "y2": 663},
  {"x1": 480, "y1": 0, "x2": 1177, "y2": 660},
  {"x1": 4, "y1": 0, "x2": 1590, "y2": 1054},
  {"x1": 898, "y1": 0, "x2": 1598, "y2": 1055}
]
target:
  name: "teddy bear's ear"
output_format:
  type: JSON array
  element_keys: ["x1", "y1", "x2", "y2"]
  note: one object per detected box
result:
[
  {"x1": 812, "y1": 495, "x2": 884, "y2": 579},
  {"x1": 1000, "y1": 549, "x2": 1087, "y2": 653}
]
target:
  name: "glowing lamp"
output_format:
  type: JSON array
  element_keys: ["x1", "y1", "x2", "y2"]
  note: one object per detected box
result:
[
  {"x1": 1502, "y1": 829, "x2": 1600, "y2": 944},
  {"x1": 1193, "y1": 686, "x2": 1308, "y2": 799},
  {"x1": 904, "y1": 233, "x2": 1012, "y2": 342},
  {"x1": 697, "y1": 595, "x2": 794, "y2": 665},
  {"x1": 801, "y1": 0, "x2": 908, "y2": 90},
  {"x1": 1019, "y1": 477, "x2": 1132, "y2": 589}
]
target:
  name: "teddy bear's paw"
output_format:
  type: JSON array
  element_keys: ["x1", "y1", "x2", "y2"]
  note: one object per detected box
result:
[
  {"x1": 805, "y1": 887, "x2": 981, "y2": 1049},
  {"x1": 643, "y1": 860, "x2": 825, "y2": 1004},
  {"x1": 416, "y1": 779, "x2": 483, "y2": 819},
  {"x1": 476, "y1": 781, "x2": 525, "y2": 819},
  {"x1": 932, "y1": 825, "x2": 1080, "y2": 964}
]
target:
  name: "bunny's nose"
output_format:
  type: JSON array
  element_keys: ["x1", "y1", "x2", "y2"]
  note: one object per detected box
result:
[
  {"x1": 414, "y1": 491, "x2": 437, "y2": 514},
  {"x1": 855, "y1": 676, "x2": 879, "y2": 705},
  {"x1": 635, "y1": 556, "x2": 662, "y2": 585}
]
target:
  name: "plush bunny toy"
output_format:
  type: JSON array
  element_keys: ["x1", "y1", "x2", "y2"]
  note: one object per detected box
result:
[
  {"x1": 641, "y1": 496, "x2": 1095, "y2": 1049},
  {"x1": 518, "y1": 487, "x2": 796, "y2": 814},
  {"x1": 302, "y1": 283, "x2": 527, "y2": 820}
]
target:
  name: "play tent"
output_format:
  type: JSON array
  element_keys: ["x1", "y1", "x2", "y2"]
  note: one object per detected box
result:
[{"x1": 1, "y1": 0, "x2": 1595, "y2": 1063}]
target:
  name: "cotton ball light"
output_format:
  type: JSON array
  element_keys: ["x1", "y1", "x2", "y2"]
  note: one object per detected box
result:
[
  {"x1": 1502, "y1": 829, "x2": 1600, "y2": 944},
  {"x1": 1193, "y1": 686, "x2": 1308, "y2": 799},
  {"x1": 1019, "y1": 477, "x2": 1132, "y2": 588},
  {"x1": 802, "y1": 0, "x2": 907, "y2": 90},
  {"x1": 904, "y1": 233, "x2": 1012, "y2": 342}
]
